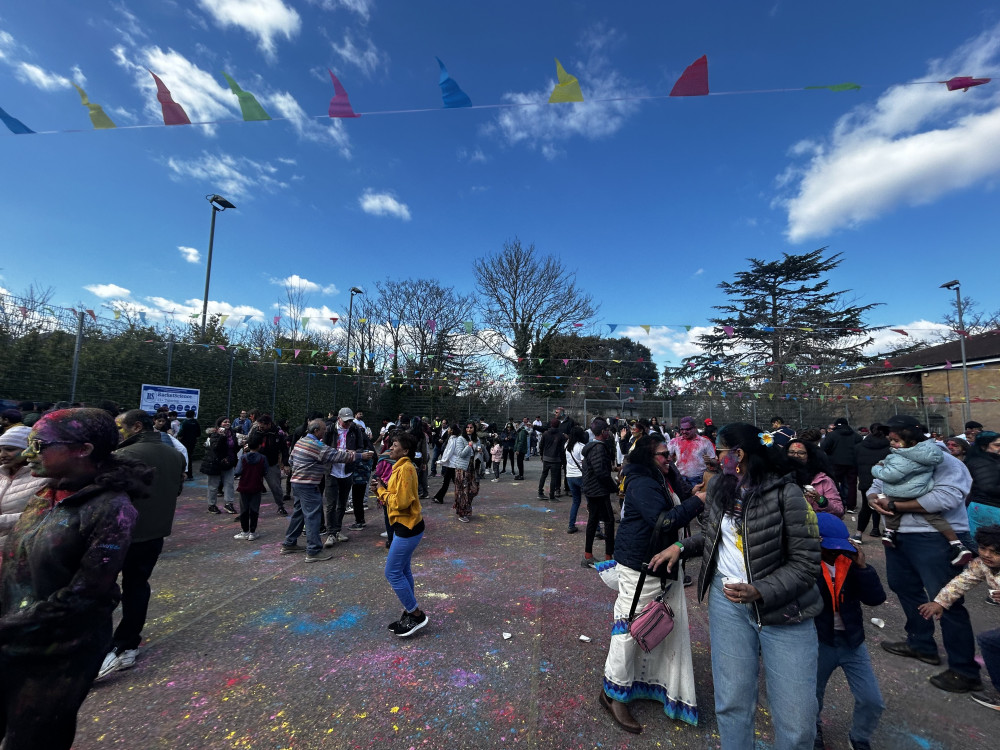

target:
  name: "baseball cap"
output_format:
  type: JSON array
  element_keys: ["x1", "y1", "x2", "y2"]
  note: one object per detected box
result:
[
  {"x1": 0, "y1": 425, "x2": 31, "y2": 449},
  {"x1": 816, "y1": 513, "x2": 855, "y2": 552},
  {"x1": 338, "y1": 407, "x2": 355, "y2": 421}
]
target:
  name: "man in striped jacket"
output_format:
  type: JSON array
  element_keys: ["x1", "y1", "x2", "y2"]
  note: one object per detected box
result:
[{"x1": 280, "y1": 419, "x2": 373, "y2": 562}]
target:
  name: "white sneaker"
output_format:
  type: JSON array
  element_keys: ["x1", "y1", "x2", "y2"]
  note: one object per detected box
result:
[
  {"x1": 380, "y1": 531, "x2": 388, "y2": 538},
  {"x1": 97, "y1": 647, "x2": 139, "y2": 679},
  {"x1": 246, "y1": 532, "x2": 259, "y2": 541},
  {"x1": 233, "y1": 531, "x2": 248, "y2": 540},
  {"x1": 334, "y1": 532, "x2": 350, "y2": 542},
  {"x1": 324, "y1": 534, "x2": 337, "y2": 547},
  {"x1": 491, "y1": 478, "x2": 499, "y2": 483},
  {"x1": 458, "y1": 516, "x2": 471, "y2": 523}
]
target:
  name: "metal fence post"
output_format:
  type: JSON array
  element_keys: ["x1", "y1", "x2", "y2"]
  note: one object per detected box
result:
[
  {"x1": 69, "y1": 310, "x2": 84, "y2": 402},
  {"x1": 225, "y1": 348, "x2": 235, "y2": 418},
  {"x1": 166, "y1": 334, "x2": 175, "y2": 385},
  {"x1": 305, "y1": 365, "x2": 312, "y2": 416},
  {"x1": 272, "y1": 360, "x2": 278, "y2": 416}
]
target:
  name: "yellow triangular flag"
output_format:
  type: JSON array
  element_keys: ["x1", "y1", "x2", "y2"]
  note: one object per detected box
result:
[
  {"x1": 113, "y1": 309, "x2": 121, "y2": 320},
  {"x1": 640, "y1": 325, "x2": 650, "y2": 333},
  {"x1": 219, "y1": 314, "x2": 229, "y2": 325},
  {"x1": 549, "y1": 58, "x2": 584, "y2": 103}
]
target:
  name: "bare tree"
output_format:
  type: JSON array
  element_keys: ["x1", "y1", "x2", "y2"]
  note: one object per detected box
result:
[
  {"x1": 473, "y1": 238, "x2": 598, "y2": 364},
  {"x1": 939, "y1": 295, "x2": 1000, "y2": 340}
]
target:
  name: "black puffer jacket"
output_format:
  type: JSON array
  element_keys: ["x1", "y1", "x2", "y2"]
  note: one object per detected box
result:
[
  {"x1": 966, "y1": 451, "x2": 1000, "y2": 509},
  {"x1": 822, "y1": 425, "x2": 862, "y2": 465},
  {"x1": 855, "y1": 434, "x2": 891, "y2": 493},
  {"x1": 614, "y1": 463, "x2": 702, "y2": 580},
  {"x1": 682, "y1": 473, "x2": 822, "y2": 627},
  {"x1": 581, "y1": 438, "x2": 616, "y2": 497}
]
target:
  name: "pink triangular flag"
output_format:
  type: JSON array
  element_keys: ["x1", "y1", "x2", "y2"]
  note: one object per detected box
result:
[
  {"x1": 148, "y1": 70, "x2": 191, "y2": 125},
  {"x1": 723, "y1": 325, "x2": 735, "y2": 337},
  {"x1": 328, "y1": 71, "x2": 360, "y2": 118},
  {"x1": 17, "y1": 306, "x2": 28, "y2": 318},
  {"x1": 562, "y1": 359, "x2": 569, "y2": 365},
  {"x1": 86, "y1": 309, "x2": 97, "y2": 321},
  {"x1": 945, "y1": 360, "x2": 953, "y2": 369},
  {"x1": 670, "y1": 55, "x2": 709, "y2": 97},
  {"x1": 273, "y1": 316, "x2": 281, "y2": 325},
  {"x1": 294, "y1": 349, "x2": 301, "y2": 358},
  {"x1": 945, "y1": 76, "x2": 991, "y2": 92}
]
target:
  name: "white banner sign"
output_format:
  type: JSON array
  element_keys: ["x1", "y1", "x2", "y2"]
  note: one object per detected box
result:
[{"x1": 139, "y1": 384, "x2": 201, "y2": 416}]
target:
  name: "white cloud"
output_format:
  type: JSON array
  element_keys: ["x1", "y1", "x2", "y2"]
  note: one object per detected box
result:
[
  {"x1": 14, "y1": 62, "x2": 71, "y2": 91},
  {"x1": 618, "y1": 325, "x2": 712, "y2": 363},
  {"x1": 270, "y1": 274, "x2": 338, "y2": 295},
  {"x1": 266, "y1": 91, "x2": 351, "y2": 156},
  {"x1": 330, "y1": 31, "x2": 386, "y2": 76},
  {"x1": 85, "y1": 283, "x2": 131, "y2": 299},
  {"x1": 70, "y1": 64, "x2": 86, "y2": 87},
  {"x1": 178, "y1": 246, "x2": 201, "y2": 264},
  {"x1": 166, "y1": 151, "x2": 289, "y2": 199},
  {"x1": 112, "y1": 44, "x2": 238, "y2": 131},
  {"x1": 458, "y1": 147, "x2": 487, "y2": 163},
  {"x1": 779, "y1": 24, "x2": 1000, "y2": 242},
  {"x1": 693, "y1": 268, "x2": 704, "y2": 276},
  {"x1": 0, "y1": 30, "x2": 15, "y2": 60},
  {"x1": 861, "y1": 320, "x2": 952, "y2": 356},
  {"x1": 359, "y1": 190, "x2": 411, "y2": 220},
  {"x1": 143, "y1": 296, "x2": 265, "y2": 322},
  {"x1": 196, "y1": 0, "x2": 301, "y2": 60},
  {"x1": 486, "y1": 25, "x2": 643, "y2": 158},
  {"x1": 308, "y1": 0, "x2": 375, "y2": 22}
]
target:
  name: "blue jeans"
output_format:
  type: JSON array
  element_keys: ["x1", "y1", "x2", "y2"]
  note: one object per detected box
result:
[
  {"x1": 708, "y1": 576, "x2": 818, "y2": 750},
  {"x1": 284, "y1": 483, "x2": 324, "y2": 555},
  {"x1": 567, "y1": 476, "x2": 583, "y2": 528},
  {"x1": 385, "y1": 531, "x2": 423, "y2": 612},
  {"x1": 816, "y1": 635, "x2": 884, "y2": 744},
  {"x1": 885, "y1": 532, "x2": 979, "y2": 680},
  {"x1": 978, "y1": 628, "x2": 1000, "y2": 689}
]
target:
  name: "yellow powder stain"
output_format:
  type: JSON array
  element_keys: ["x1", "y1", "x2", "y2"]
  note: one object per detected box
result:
[
  {"x1": 393, "y1": 725, "x2": 399, "y2": 731},
  {"x1": 390, "y1": 706, "x2": 399, "y2": 713},
  {"x1": 354, "y1": 712, "x2": 367, "y2": 719}
]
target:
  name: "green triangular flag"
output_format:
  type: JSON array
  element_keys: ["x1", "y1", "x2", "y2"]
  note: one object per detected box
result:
[
  {"x1": 805, "y1": 82, "x2": 861, "y2": 92},
  {"x1": 222, "y1": 72, "x2": 271, "y2": 121}
]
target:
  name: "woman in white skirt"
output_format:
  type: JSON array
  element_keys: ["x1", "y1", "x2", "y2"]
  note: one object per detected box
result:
[{"x1": 600, "y1": 434, "x2": 705, "y2": 734}]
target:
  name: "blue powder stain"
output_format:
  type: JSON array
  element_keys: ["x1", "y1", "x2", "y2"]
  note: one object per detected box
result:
[
  {"x1": 249, "y1": 550, "x2": 262, "y2": 556},
  {"x1": 908, "y1": 736, "x2": 934, "y2": 750},
  {"x1": 450, "y1": 558, "x2": 465, "y2": 566},
  {"x1": 328, "y1": 608, "x2": 364, "y2": 630}
]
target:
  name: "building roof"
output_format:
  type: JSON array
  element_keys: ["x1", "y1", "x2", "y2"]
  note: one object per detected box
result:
[{"x1": 886, "y1": 330, "x2": 1000, "y2": 369}]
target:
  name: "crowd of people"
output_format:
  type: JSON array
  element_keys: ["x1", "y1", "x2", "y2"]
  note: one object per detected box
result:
[{"x1": 0, "y1": 397, "x2": 998, "y2": 749}]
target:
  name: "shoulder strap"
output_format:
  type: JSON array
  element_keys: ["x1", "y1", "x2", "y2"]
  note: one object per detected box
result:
[{"x1": 628, "y1": 563, "x2": 650, "y2": 619}]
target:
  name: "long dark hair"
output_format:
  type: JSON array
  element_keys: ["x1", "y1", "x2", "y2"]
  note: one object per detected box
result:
[
  {"x1": 566, "y1": 426, "x2": 589, "y2": 453},
  {"x1": 629, "y1": 433, "x2": 666, "y2": 474},
  {"x1": 464, "y1": 422, "x2": 478, "y2": 441},
  {"x1": 713, "y1": 422, "x2": 789, "y2": 514}
]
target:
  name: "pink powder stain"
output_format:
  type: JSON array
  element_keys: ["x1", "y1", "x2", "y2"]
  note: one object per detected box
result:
[
  {"x1": 449, "y1": 669, "x2": 483, "y2": 688},
  {"x1": 225, "y1": 674, "x2": 249, "y2": 687}
]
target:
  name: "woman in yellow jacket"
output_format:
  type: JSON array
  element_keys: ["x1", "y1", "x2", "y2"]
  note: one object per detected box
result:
[{"x1": 374, "y1": 432, "x2": 428, "y2": 637}]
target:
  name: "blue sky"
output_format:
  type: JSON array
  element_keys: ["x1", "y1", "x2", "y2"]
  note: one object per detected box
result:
[{"x1": 2, "y1": 1, "x2": 999, "y2": 370}]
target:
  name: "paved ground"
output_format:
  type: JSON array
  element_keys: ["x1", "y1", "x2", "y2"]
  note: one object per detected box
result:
[{"x1": 75, "y1": 458, "x2": 996, "y2": 749}]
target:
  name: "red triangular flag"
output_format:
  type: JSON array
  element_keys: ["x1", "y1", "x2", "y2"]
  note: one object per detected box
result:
[
  {"x1": 945, "y1": 76, "x2": 991, "y2": 92},
  {"x1": 148, "y1": 70, "x2": 191, "y2": 125},
  {"x1": 670, "y1": 55, "x2": 709, "y2": 97},
  {"x1": 86, "y1": 309, "x2": 97, "y2": 321},
  {"x1": 890, "y1": 328, "x2": 908, "y2": 336}
]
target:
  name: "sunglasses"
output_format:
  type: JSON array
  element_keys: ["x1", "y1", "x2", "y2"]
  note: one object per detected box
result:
[
  {"x1": 27, "y1": 439, "x2": 75, "y2": 453},
  {"x1": 654, "y1": 451, "x2": 670, "y2": 459}
]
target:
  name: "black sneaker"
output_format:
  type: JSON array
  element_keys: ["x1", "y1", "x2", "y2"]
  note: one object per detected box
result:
[
  {"x1": 349, "y1": 522, "x2": 366, "y2": 531},
  {"x1": 684, "y1": 575, "x2": 693, "y2": 588},
  {"x1": 971, "y1": 687, "x2": 1000, "y2": 710},
  {"x1": 949, "y1": 542, "x2": 974, "y2": 567},
  {"x1": 279, "y1": 543, "x2": 303, "y2": 554},
  {"x1": 387, "y1": 611, "x2": 408, "y2": 632},
  {"x1": 567, "y1": 527, "x2": 579, "y2": 534},
  {"x1": 395, "y1": 610, "x2": 428, "y2": 637},
  {"x1": 929, "y1": 669, "x2": 983, "y2": 693},
  {"x1": 880, "y1": 640, "x2": 940, "y2": 665},
  {"x1": 537, "y1": 493, "x2": 547, "y2": 500},
  {"x1": 881, "y1": 529, "x2": 896, "y2": 548},
  {"x1": 208, "y1": 504, "x2": 221, "y2": 514},
  {"x1": 848, "y1": 738, "x2": 872, "y2": 750},
  {"x1": 224, "y1": 503, "x2": 237, "y2": 514},
  {"x1": 276, "y1": 505, "x2": 288, "y2": 516},
  {"x1": 304, "y1": 551, "x2": 334, "y2": 563},
  {"x1": 581, "y1": 557, "x2": 596, "y2": 569}
]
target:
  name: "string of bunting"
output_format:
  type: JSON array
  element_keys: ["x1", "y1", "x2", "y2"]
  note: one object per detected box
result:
[{"x1": 1, "y1": 52, "x2": 990, "y2": 136}]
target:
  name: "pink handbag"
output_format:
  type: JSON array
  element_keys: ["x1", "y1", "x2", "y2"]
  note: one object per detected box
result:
[{"x1": 627, "y1": 563, "x2": 675, "y2": 653}]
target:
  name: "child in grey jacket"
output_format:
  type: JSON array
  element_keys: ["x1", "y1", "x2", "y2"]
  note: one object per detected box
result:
[{"x1": 872, "y1": 435, "x2": 972, "y2": 565}]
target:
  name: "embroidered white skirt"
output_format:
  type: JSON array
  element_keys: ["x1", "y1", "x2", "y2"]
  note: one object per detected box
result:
[{"x1": 602, "y1": 563, "x2": 698, "y2": 725}]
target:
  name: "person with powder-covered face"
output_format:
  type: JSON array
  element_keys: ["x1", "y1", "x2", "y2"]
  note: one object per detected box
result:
[
  {"x1": 667, "y1": 416, "x2": 717, "y2": 488},
  {"x1": 0, "y1": 408, "x2": 147, "y2": 749}
]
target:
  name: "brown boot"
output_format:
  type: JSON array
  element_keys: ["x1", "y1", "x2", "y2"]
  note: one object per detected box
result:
[{"x1": 599, "y1": 691, "x2": 642, "y2": 734}]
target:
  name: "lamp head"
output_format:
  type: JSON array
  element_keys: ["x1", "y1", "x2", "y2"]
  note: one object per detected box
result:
[
  {"x1": 208, "y1": 194, "x2": 236, "y2": 211},
  {"x1": 350, "y1": 286, "x2": 364, "y2": 295},
  {"x1": 940, "y1": 280, "x2": 960, "y2": 290}
]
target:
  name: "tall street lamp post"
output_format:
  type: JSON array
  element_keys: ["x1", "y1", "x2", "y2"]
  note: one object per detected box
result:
[
  {"x1": 940, "y1": 280, "x2": 972, "y2": 424},
  {"x1": 200, "y1": 194, "x2": 236, "y2": 341},
  {"x1": 345, "y1": 286, "x2": 364, "y2": 407}
]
